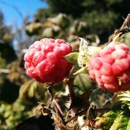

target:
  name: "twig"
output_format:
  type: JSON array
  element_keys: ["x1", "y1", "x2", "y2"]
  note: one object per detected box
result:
[
  {"x1": 109, "y1": 13, "x2": 130, "y2": 43},
  {"x1": 120, "y1": 14, "x2": 130, "y2": 29},
  {"x1": 53, "y1": 99, "x2": 64, "y2": 116},
  {"x1": 65, "y1": 107, "x2": 111, "y2": 124},
  {"x1": 65, "y1": 78, "x2": 77, "y2": 116},
  {"x1": 47, "y1": 82, "x2": 64, "y2": 117},
  {"x1": 0, "y1": 0, "x2": 23, "y2": 21},
  {"x1": 66, "y1": 78, "x2": 75, "y2": 101}
]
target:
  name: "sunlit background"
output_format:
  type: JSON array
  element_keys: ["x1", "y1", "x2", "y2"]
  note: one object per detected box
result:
[{"x1": 0, "y1": 0, "x2": 47, "y2": 27}]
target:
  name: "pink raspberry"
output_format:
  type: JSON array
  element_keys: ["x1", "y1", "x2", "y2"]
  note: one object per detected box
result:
[
  {"x1": 89, "y1": 42, "x2": 130, "y2": 92},
  {"x1": 24, "y1": 38, "x2": 73, "y2": 83}
]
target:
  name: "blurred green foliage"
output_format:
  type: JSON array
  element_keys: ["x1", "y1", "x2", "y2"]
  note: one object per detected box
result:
[{"x1": 38, "y1": 0, "x2": 130, "y2": 43}]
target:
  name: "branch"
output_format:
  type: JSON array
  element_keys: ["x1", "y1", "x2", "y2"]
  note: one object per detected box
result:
[
  {"x1": 120, "y1": 14, "x2": 130, "y2": 29},
  {"x1": 0, "y1": 0, "x2": 23, "y2": 21}
]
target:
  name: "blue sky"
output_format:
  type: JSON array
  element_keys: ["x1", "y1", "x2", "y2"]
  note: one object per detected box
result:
[{"x1": 0, "y1": 0, "x2": 47, "y2": 27}]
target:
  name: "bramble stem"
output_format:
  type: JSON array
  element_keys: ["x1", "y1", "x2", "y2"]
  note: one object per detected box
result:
[
  {"x1": 65, "y1": 107, "x2": 110, "y2": 124},
  {"x1": 120, "y1": 13, "x2": 130, "y2": 29},
  {"x1": 66, "y1": 78, "x2": 75, "y2": 99},
  {"x1": 47, "y1": 82, "x2": 64, "y2": 116},
  {"x1": 66, "y1": 78, "x2": 77, "y2": 116},
  {"x1": 53, "y1": 99, "x2": 64, "y2": 116},
  {"x1": 109, "y1": 13, "x2": 130, "y2": 43}
]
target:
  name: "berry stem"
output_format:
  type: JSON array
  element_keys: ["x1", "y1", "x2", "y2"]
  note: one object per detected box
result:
[
  {"x1": 66, "y1": 78, "x2": 77, "y2": 116},
  {"x1": 66, "y1": 78, "x2": 75, "y2": 99},
  {"x1": 47, "y1": 82, "x2": 64, "y2": 116},
  {"x1": 53, "y1": 99, "x2": 64, "y2": 116}
]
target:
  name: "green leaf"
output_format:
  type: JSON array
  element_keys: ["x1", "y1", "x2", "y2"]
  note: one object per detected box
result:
[
  {"x1": 110, "y1": 112, "x2": 128, "y2": 130},
  {"x1": 118, "y1": 91, "x2": 130, "y2": 101},
  {"x1": 74, "y1": 74, "x2": 91, "y2": 94},
  {"x1": 28, "y1": 82, "x2": 37, "y2": 98},
  {"x1": 65, "y1": 52, "x2": 79, "y2": 64},
  {"x1": 95, "y1": 110, "x2": 121, "y2": 130},
  {"x1": 126, "y1": 119, "x2": 130, "y2": 130},
  {"x1": 73, "y1": 66, "x2": 88, "y2": 75},
  {"x1": 52, "y1": 82, "x2": 65, "y2": 93},
  {"x1": 110, "y1": 105, "x2": 130, "y2": 130},
  {"x1": 96, "y1": 101, "x2": 130, "y2": 130},
  {"x1": 119, "y1": 32, "x2": 130, "y2": 47}
]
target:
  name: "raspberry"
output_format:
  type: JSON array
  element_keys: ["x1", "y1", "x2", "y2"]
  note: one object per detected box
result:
[
  {"x1": 89, "y1": 42, "x2": 130, "y2": 92},
  {"x1": 24, "y1": 38, "x2": 73, "y2": 83}
]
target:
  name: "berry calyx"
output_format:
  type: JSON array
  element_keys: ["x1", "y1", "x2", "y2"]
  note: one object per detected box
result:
[
  {"x1": 24, "y1": 38, "x2": 73, "y2": 83},
  {"x1": 89, "y1": 42, "x2": 130, "y2": 92}
]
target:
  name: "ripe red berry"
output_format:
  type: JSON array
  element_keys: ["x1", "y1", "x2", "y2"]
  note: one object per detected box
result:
[
  {"x1": 24, "y1": 38, "x2": 73, "y2": 83},
  {"x1": 89, "y1": 42, "x2": 130, "y2": 92}
]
